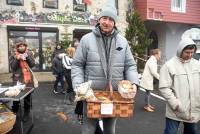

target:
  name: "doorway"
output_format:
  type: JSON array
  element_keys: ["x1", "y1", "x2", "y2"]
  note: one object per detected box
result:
[
  {"x1": 73, "y1": 29, "x2": 92, "y2": 41},
  {"x1": 148, "y1": 31, "x2": 158, "y2": 55}
]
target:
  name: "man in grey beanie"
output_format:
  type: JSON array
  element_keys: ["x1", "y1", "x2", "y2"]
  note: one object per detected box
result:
[
  {"x1": 98, "y1": 0, "x2": 118, "y2": 24},
  {"x1": 71, "y1": 0, "x2": 138, "y2": 134}
]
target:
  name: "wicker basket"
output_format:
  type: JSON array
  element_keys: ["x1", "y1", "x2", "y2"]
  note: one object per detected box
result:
[
  {"x1": 0, "y1": 112, "x2": 16, "y2": 134},
  {"x1": 87, "y1": 90, "x2": 134, "y2": 118}
]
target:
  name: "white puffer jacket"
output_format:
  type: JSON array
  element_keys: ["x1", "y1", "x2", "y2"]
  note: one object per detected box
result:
[{"x1": 159, "y1": 38, "x2": 200, "y2": 123}]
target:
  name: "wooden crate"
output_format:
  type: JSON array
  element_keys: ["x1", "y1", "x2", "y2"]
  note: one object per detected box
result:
[{"x1": 87, "y1": 91, "x2": 134, "y2": 118}]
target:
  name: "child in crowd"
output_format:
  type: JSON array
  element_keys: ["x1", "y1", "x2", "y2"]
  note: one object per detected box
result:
[
  {"x1": 52, "y1": 53, "x2": 65, "y2": 94},
  {"x1": 62, "y1": 47, "x2": 76, "y2": 104}
]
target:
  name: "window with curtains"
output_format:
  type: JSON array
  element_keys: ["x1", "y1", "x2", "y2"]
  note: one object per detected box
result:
[
  {"x1": 171, "y1": 0, "x2": 186, "y2": 13},
  {"x1": 43, "y1": 0, "x2": 58, "y2": 9},
  {"x1": 7, "y1": 0, "x2": 24, "y2": 6}
]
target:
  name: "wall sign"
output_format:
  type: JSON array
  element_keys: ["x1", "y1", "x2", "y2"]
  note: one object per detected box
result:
[{"x1": 0, "y1": 9, "x2": 98, "y2": 25}]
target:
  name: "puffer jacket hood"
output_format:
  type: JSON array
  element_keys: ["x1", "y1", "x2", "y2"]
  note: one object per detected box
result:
[
  {"x1": 92, "y1": 24, "x2": 119, "y2": 37},
  {"x1": 176, "y1": 38, "x2": 196, "y2": 58}
]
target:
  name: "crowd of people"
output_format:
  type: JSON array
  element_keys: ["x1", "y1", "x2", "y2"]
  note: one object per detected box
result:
[{"x1": 7, "y1": 0, "x2": 200, "y2": 134}]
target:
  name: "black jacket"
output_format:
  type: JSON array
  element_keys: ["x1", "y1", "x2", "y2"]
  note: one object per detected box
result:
[
  {"x1": 9, "y1": 51, "x2": 35, "y2": 84},
  {"x1": 52, "y1": 55, "x2": 64, "y2": 75}
]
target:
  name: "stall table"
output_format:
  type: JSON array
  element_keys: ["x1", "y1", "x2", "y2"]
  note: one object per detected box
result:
[{"x1": 0, "y1": 87, "x2": 34, "y2": 134}]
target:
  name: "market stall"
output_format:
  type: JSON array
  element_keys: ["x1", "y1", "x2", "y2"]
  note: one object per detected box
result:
[{"x1": 0, "y1": 85, "x2": 34, "y2": 134}]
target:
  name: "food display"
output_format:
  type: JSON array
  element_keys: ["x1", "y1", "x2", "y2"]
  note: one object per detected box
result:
[
  {"x1": 3, "y1": 83, "x2": 25, "y2": 97},
  {"x1": 4, "y1": 89, "x2": 20, "y2": 97},
  {"x1": 74, "y1": 81, "x2": 97, "y2": 101},
  {"x1": 96, "y1": 96, "x2": 111, "y2": 102},
  {"x1": 118, "y1": 80, "x2": 136, "y2": 99}
]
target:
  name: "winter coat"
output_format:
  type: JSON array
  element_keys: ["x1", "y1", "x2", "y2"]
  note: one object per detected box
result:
[
  {"x1": 9, "y1": 51, "x2": 35, "y2": 84},
  {"x1": 159, "y1": 38, "x2": 200, "y2": 123},
  {"x1": 140, "y1": 56, "x2": 159, "y2": 91},
  {"x1": 52, "y1": 48, "x2": 65, "y2": 58},
  {"x1": 62, "y1": 55, "x2": 73, "y2": 70},
  {"x1": 71, "y1": 26, "x2": 139, "y2": 90},
  {"x1": 52, "y1": 55, "x2": 64, "y2": 75}
]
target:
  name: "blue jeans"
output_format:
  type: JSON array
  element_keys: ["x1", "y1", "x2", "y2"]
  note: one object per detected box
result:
[
  {"x1": 164, "y1": 118, "x2": 197, "y2": 134},
  {"x1": 145, "y1": 90, "x2": 151, "y2": 106}
]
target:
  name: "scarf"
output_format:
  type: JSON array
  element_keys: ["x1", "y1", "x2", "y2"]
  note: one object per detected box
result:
[{"x1": 15, "y1": 52, "x2": 32, "y2": 84}]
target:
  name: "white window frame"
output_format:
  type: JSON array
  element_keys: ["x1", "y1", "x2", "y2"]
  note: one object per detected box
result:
[
  {"x1": 171, "y1": 0, "x2": 186, "y2": 13},
  {"x1": 43, "y1": 0, "x2": 58, "y2": 9},
  {"x1": 7, "y1": 0, "x2": 24, "y2": 6},
  {"x1": 73, "y1": 0, "x2": 86, "y2": 12}
]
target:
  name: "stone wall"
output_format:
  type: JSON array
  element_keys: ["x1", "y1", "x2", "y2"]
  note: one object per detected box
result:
[
  {"x1": 0, "y1": 0, "x2": 129, "y2": 74},
  {"x1": 0, "y1": 25, "x2": 9, "y2": 73}
]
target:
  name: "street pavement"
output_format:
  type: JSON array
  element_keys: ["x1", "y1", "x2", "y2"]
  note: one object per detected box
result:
[{"x1": 7, "y1": 82, "x2": 200, "y2": 134}]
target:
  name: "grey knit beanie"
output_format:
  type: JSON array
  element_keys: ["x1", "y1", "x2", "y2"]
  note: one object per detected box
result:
[{"x1": 98, "y1": 0, "x2": 118, "y2": 23}]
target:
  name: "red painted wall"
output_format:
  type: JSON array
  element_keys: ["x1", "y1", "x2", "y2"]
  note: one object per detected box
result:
[
  {"x1": 134, "y1": 0, "x2": 200, "y2": 25},
  {"x1": 134, "y1": 0, "x2": 147, "y2": 20}
]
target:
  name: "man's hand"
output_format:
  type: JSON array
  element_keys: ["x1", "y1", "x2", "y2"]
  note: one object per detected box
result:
[
  {"x1": 174, "y1": 104, "x2": 194, "y2": 121},
  {"x1": 132, "y1": 84, "x2": 137, "y2": 98}
]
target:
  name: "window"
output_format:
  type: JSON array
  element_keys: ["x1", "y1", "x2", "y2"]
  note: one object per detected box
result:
[
  {"x1": 171, "y1": 0, "x2": 186, "y2": 13},
  {"x1": 115, "y1": 0, "x2": 119, "y2": 15},
  {"x1": 7, "y1": 0, "x2": 24, "y2": 6},
  {"x1": 43, "y1": 0, "x2": 58, "y2": 9},
  {"x1": 8, "y1": 26, "x2": 58, "y2": 71},
  {"x1": 41, "y1": 32, "x2": 57, "y2": 70},
  {"x1": 73, "y1": 0, "x2": 87, "y2": 12}
]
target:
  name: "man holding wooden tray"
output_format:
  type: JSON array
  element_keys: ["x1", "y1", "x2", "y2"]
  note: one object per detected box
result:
[{"x1": 71, "y1": 0, "x2": 139, "y2": 134}]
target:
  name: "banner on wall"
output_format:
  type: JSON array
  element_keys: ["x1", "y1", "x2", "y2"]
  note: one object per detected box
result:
[{"x1": 0, "y1": 9, "x2": 98, "y2": 26}]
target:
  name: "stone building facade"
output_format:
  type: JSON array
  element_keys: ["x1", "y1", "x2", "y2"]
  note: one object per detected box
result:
[{"x1": 0, "y1": 0, "x2": 129, "y2": 76}]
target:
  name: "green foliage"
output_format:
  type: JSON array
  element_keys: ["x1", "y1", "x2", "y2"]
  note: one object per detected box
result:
[
  {"x1": 59, "y1": 26, "x2": 72, "y2": 49},
  {"x1": 125, "y1": 11, "x2": 152, "y2": 72},
  {"x1": 59, "y1": 34, "x2": 71, "y2": 48}
]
